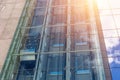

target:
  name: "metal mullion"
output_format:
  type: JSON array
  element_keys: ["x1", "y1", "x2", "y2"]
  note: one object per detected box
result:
[
  {"x1": 66, "y1": 0, "x2": 71, "y2": 79},
  {"x1": 12, "y1": 49, "x2": 100, "y2": 56}
]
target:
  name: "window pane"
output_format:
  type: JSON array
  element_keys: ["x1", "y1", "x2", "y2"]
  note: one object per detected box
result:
[
  {"x1": 109, "y1": 0, "x2": 120, "y2": 8},
  {"x1": 103, "y1": 30, "x2": 118, "y2": 38},
  {"x1": 104, "y1": 38, "x2": 120, "y2": 55},
  {"x1": 114, "y1": 15, "x2": 120, "y2": 27},
  {"x1": 100, "y1": 16, "x2": 116, "y2": 30},
  {"x1": 111, "y1": 68, "x2": 120, "y2": 80}
]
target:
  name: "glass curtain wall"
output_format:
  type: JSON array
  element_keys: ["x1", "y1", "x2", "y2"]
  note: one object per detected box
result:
[
  {"x1": 0, "y1": 0, "x2": 108, "y2": 80},
  {"x1": 97, "y1": 0, "x2": 120, "y2": 80},
  {"x1": 34, "y1": 0, "x2": 106, "y2": 80},
  {"x1": 16, "y1": 0, "x2": 48, "y2": 79}
]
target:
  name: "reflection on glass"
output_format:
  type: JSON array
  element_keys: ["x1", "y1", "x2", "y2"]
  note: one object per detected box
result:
[
  {"x1": 109, "y1": 0, "x2": 120, "y2": 8},
  {"x1": 105, "y1": 37, "x2": 120, "y2": 80},
  {"x1": 114, "y1": 15, "x2": 120, "y2": 27},
  {"x1": 100, "y1": 16, "x2": 115, "y2": 30},
  {"x1": 70, "y1": 52, "x2": 105, "y2": 80},
  {"x1": 99, "y1": 10, "x2": 112, "y2": 15},
  {"x1": 36, "y1": 53, "x2": 66, "y2": 80},
  {"x1": 112, "y1": 9, "x2": 120, "y2": 15},
  {"x1": 42, "y1": 27, "x2": 66, "y2": 52},
  {"x1": 52, "y1": 0, "x2": 67, "y2": 6},
  {"x1": 103, "y1": 30, "x2": 118, "y2": 38},
  {"x1": 96, "y1": 0, "x2": 109, "y2": 9},
  {"x1": 110, "y1": 68, "x2": 120, "y2": 80},
  {"x1": 17, "y1": 61, "x2": 36, "y2": 80}
]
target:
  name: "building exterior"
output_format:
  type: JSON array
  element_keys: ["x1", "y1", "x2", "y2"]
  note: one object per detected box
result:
[
  {"x1": 0, "y1": 0, "x2": 26, "y2": 72},
  {"x1": 0, "y1": 0, "x2": 120, "y2": 80},
  {"x1": 97, "y1": 0, "x2": 120, "y2": 80}
]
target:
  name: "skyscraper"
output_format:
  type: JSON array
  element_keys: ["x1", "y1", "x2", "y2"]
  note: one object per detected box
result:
[{"x1": 0, "y1": 0, "x2": 118, "y2": 80}]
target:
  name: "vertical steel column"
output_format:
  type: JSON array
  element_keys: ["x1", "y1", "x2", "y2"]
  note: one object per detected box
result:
[{"x1": 66, "y1": 0, "x2": 71, "y2": 80}]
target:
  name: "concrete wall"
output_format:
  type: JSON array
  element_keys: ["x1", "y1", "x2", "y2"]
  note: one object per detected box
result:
[{"x1": 0, "y1": 0, "x2": 25, "y2": 71}]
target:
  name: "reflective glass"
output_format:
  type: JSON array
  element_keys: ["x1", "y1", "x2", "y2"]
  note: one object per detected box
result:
[
  {"x1": 36, "y1": 53, "x2": 66, "y2": 80},
  {"x1": 100, "y1": 16, "x2": 116, "y2": 30},
  {"x1": 110, "y1": 68, "x2": 120, "y2": 80},
  {"x1": 118, "y1": 29, "x2": 120, "y2": 36},
  {"x1": 96, "y1": 0, "x2": 109, "y2": 9},
  {"x1": 70, "y1": 52, "x2": 105, "y2": 80},
  {"x1": 99, "y1": 10, "x2": 112, "y2": 15},
  {"x1": 20, "y1": 27, "x2": 42, "y2": 52},
  {"x1": 112, "y1": 9, "x2": 120, "y2": 15},
  {"x1": 71, "y1": 7, "x2": 88, "y2": 24},
  {"x1": 109, "y1": 0, "x2": 120, "y2": 8},
  {"x1": 114, "y1": 15, "x2": 120, "y2": 27},
  {"x1": 41, "y1": 26, "x2": 66, "y2": 52},
  {"x1": 104, "y1": 38, "x2": 120, "y2": 55},
  {"x1": 108, "y1": 57, "x2": 120, "y2": 68},
  {"x1": 103, "y1": 30, "x2": 118, "y2": 38},
  {"x1": 52, "y1": 0, "x2": 67, "y2": 6}
]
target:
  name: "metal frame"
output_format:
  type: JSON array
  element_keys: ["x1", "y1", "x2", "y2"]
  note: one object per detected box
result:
[{"x1": 0, "y1": 0, "x2": 110, "y2": 80}]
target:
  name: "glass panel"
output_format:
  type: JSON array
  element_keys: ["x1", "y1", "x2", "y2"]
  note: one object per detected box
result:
[
  {"x1": 109, "y1": 0, "x2": 120, "y2": 8},
  {"x1": 36, "y1": 0, "x2": 48, "y2": 7},
  {"x1": 32, "y1": 15, "x2": 44, "y2": 26},
  {"x1": 114, "y1": 15, "x2": 120, "y2": 28},
  {"x1": 112, "y1": 9, "x2": 120, "y2": 15},
  {"x1": 49, "y1": 14, "x2": 67, "y2": 25},
  {"x1": 104, "y1": 38, "x2": 120, "y2": 55},
  {"x1": 96, "y1": 0, "x2": 109, "y2": 9},
  {"x1": 71, "y1": 7, "x2": 88, "y2": 24},
  {"x1": 34, "y1": 8, "x2": 46, "y2": 16},
  {"x1": 100, "y1": 16, "x2": 116, "y2": 30},
  {"x1": 52, "y1": 0, "x2": 67, "y2": 6},
  {"x1": 70, "y1": 0, "x2": 87, "y2": 6},
  {"x1": 118, "y1": 29, "x2": 120, "y2": 36},
  {"x1": 110, "y1": 68, "x2": 120, "y2": 80},
  {"x1": 71, "y1": 25, "x2": 99, "y2": 50},
  {"x1": 42, "y1": 26, "x2": 66, "y2": 52},
  {"x1": 103, "y1": 30, "x2": 118, "y2": 38},
  {"x1": 17, "y1": 60, "x2": 36, "y2": 80},
  {"x1": 70, "y1": 51, "x2": 105, "y2": 80},
  {"x1": 108, "y1": 57, "x2": 120, "y2": 68},
  {"x1": 99, "y1": 10, "x2": 112, "y2": 15},
  {"x1": 50, "y1": 7, "x2": 67, "y2": 15},
  {"x1": 20, "y1": 27, "x2": 42, "y2": 52},
  {"x1": 37, "y1": 53, "x2": 66, "y2": 80}
]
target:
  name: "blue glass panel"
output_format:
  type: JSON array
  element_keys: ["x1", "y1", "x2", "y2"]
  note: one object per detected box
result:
[
  {"x1": 75, "y1": 42, "x2": 87, "y2": 45},
  {"x1": 104, "y1": 38, "x2": 120, "y2": 55},
  {"x1": 17, "y1": 61, "x2": 36, "y2": 80},
  {"x1": 29, "y1": 28, "x2": 41, "y2": 36},
  {"x1": 21, "y1": 49, "x2": 35, "y2": 52},
  {"x1": 53, "y1": 43, "x2": 64, "y2": 47},
  {"x1": 109, "y1": 57, "x2": 120, "y2": 68},
  {"x1": 105, "y1": 38, "x2": 120, "y2": 80},
  {"x1": 76, "y1": 70, "x2": 90, "y2": 74},
  {"x1": 49, "y1": 71, "x2": 63, "y2": 75},
  {"x1": 111, "y1": 68, "x2": 120, "y2": 80},
  {"x1": 32, "y1": 16, "x2": 44, "y2": 26}
]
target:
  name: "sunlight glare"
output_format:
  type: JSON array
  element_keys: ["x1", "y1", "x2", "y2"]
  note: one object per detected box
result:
[{"x1": 96, "y1": 0, "x2": 104, "y2": 7}]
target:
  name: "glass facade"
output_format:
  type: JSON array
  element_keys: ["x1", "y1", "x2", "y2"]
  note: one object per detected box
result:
[
  {"x1": 0, "y1": 0, "x2": 112, "y2": 80},
  {"x1": 97, "y1": 0, "x2": 120, "y2": 80}
]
